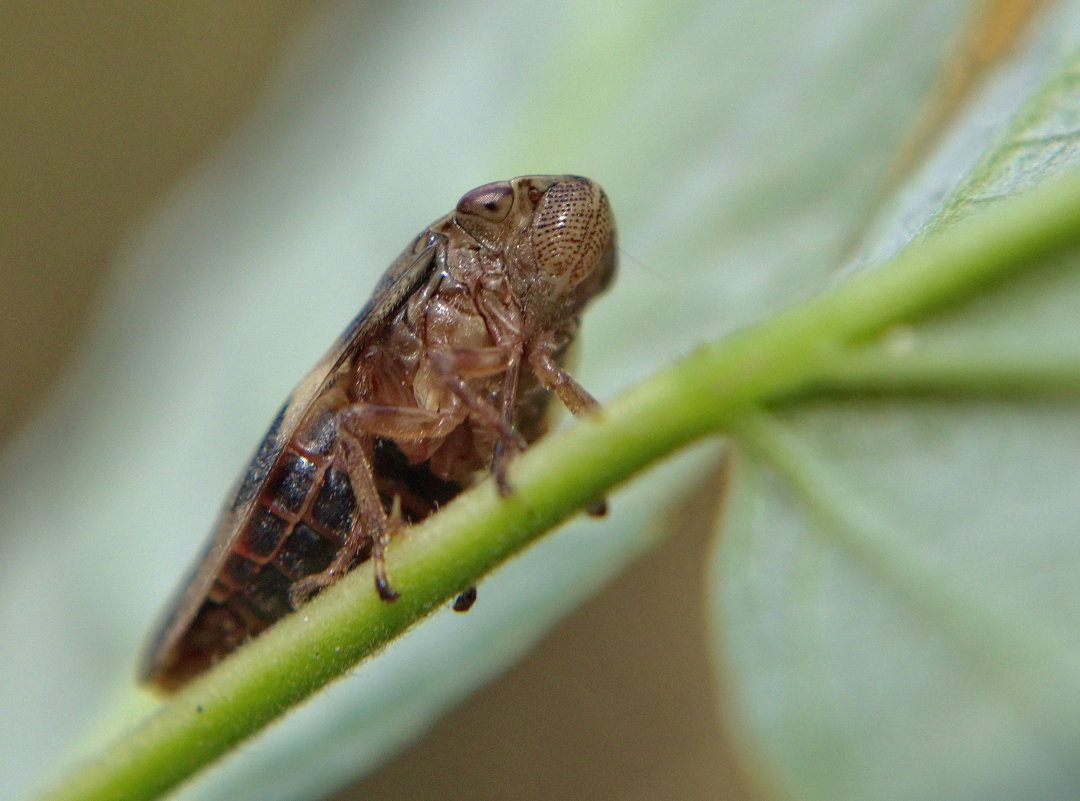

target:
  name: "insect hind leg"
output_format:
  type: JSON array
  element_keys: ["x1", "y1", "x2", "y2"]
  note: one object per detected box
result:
[{"x1": 289, "y1": 426, "x2": 400, "y2": 605}]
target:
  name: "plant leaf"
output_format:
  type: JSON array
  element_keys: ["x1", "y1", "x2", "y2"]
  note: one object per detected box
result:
[{"x1": 710, "y1": 8, "x2": 1080, "y2": 801}]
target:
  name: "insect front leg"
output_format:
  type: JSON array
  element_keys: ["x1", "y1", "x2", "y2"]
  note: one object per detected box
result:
[
  {"x1": 490, "y1": 360, "x2": 521, "y2": 495},
  {"x1": 428, "y1": 346, "x2": 525, "y2": 495},
  {"x1": 340, "y1": 403, "x2": 462, "y2": 443},
  {"x1": 526, "y1": 333, "x2": 608, "y2": 517},
  {"x1": 526, "y1": 333, "x2": 601, "y2": 417}
]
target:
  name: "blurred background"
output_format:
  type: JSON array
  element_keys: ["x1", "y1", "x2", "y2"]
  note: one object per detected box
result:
[{"x1": 0, "y1": 3, "x2": 318, "y2": 440}]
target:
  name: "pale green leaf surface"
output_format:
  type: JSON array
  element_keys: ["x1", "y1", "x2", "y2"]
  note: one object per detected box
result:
[
  {"x1": 711, "y1": 7, "x2": 1080, "y2": 801},
  {"x1": 718, "y1": 406, "x2": 1080, "y2": 801},
  {"x1": 0, "y1": 1, "x2": 978, "y2": 800}
]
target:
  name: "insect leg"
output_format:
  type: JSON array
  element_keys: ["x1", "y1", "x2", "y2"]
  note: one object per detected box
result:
[
  {"x1": 428, "y1": 347, "x2": 527, "y2": 450},
  {"x1": 452, "y1": 586, "x2": 478, "y2": 612},
  {"x1": 490, "y1": 361, "x2": 521, "y2": 496},
  {"x1": 526, "y1": 337, "x2": 600, "y2": 417},
  {"x1": 338, "y1": 427, "x2": 400, "y2": 601},
  {"x1": 335, "y1": 404, "x2": 474, "y2": 599},
  {"x1": 526, "y1": 334, "x2": 607, "y2": 516},
  {"x1": 340, "y1": 403, "x2": 461, "y2": 442},
  {"x1": 472, "y1": 280, "x2": 531, "y2": 493},
  {"x1": 289, "y1": 426, "x2": 400, "y2": 604}
]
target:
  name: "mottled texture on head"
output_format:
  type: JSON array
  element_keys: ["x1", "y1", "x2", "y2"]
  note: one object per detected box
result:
[{"x1": 454, "y1": 175, "x2": 616, "y2": 324}]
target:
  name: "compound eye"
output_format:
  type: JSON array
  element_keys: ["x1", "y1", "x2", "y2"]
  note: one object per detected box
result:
[{"x1": 455, "y1": 181, "x2": 514, "y2": 223}]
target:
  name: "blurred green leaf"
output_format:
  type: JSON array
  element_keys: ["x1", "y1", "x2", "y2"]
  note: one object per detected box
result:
[{"x1": 711, "y1": 10, "x2": 1080, "y2": 801}]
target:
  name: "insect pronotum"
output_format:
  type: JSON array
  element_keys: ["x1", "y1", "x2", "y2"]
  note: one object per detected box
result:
[{"x1": 142, "y1": 175, "x2": 616, "y2": 691}]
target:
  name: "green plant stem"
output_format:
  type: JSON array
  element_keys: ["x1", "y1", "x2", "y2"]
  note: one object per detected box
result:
[
  {"x1": 37, "y1": 167, "x2": 1080, "y2": 801},
  {"x1": 813, "y1": 346, "x2": 1080, "y2": 397}
]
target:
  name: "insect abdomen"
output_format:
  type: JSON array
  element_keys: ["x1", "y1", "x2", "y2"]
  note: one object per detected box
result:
[
  {"x1": 159, "y1": 430, "x2": 364, "y2": 687},
  {"x1": 214, "y1": 454, "x2": 361, "y2": 606}
]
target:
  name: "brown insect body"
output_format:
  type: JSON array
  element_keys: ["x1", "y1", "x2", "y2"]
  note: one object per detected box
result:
[{"x1": 143, "y1": 175, "x2": 616, "y2": 690}]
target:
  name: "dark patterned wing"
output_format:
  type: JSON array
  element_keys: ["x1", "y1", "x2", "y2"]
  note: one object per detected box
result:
[{"x1": 141, "y1": 231, "x2": 444, "y2": 686}]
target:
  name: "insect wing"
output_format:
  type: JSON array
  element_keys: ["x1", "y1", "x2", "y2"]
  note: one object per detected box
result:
[
  {"x1": 141, "y1": 234, "x2": 445, "y2": 684},
  {"x1": 338, "y1": 232, "x2": 446, "y2": 352}
]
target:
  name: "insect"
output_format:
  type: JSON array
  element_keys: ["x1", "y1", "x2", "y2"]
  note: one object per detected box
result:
[{"x1": 142, "y1": 175, "x2": 616, "y2": 691}]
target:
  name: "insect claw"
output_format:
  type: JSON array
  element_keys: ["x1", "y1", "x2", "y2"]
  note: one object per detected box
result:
[
  {"x1": 494, "y1": 464, "x2": 513, "y2": 497},
  {"x1": 452, "y1": 586, "x2": 478, "y2": 612},
  {"x1": 375, "y1": 574, "x2": 400, "y2": 602},
  {"x1": 492, "y1": 438, "x2": 517, "y2": 497},
  {"x1": 373, "y1": 509, "x2": 400, "y2": 601},
  {"x1": 585, "y1": 498, "x2": 608, "y2": 517}
]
